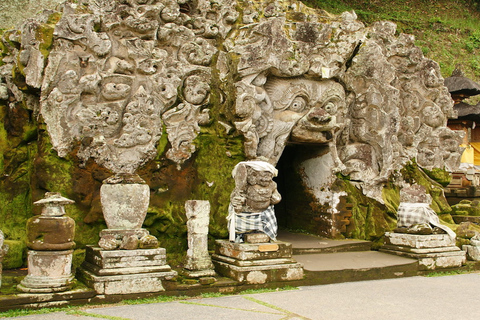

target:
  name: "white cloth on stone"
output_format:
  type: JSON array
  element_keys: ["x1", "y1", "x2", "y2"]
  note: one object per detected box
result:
[
  {"x1": 397, "y1": 202, "x2": 456, "y2": 239},
  {"x1": 232, "y1": 161, "x2": 278, "y2": 178}
]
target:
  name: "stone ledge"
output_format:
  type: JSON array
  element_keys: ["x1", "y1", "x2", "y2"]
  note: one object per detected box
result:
[
  {"x1": 384, "y1": 232, "x2": 455, "y2": 248},
  {"x1": 214, "y1": 240, "x2": 292, "y2": 261}
]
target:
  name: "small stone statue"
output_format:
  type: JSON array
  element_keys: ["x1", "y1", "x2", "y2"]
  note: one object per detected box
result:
[{"x1": 228, "y1": 160, "x2": 281, "y2": 242}]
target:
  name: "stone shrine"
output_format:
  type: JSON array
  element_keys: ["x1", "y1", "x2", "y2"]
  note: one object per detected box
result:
[
  {"x1": 213, "y1": 160, "x2": 303, "y2": 284},
  {"x1": 18, "y1": 193, "x2": 76, "y2": 293},
  {"x1": 183, "y1": 200, "x2": 215, "y2": 278},
  {"x1": 381, "y1": 186, "x2": 466, "y2": 270}
]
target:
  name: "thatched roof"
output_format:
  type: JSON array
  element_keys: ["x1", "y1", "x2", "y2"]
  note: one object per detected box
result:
[{"x1": 444, "y1": 67, "x2": 480, "y2": 97}]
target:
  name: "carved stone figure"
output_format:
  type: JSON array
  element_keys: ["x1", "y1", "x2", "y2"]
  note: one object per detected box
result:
[{"x1": 228, "y1": 161, "x2": 281, "y2": 242}]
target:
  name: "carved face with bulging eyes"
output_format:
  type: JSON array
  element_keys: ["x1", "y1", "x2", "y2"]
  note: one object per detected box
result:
[{"x1": 265, "y1": 77, "x2": 346, "y2": 144}]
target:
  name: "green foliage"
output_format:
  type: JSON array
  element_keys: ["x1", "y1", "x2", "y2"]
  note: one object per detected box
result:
[{"x1": 301, "y1": 0, "x2": 480, "y2": 80}]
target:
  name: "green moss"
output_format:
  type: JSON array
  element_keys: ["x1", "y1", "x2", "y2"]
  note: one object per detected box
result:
[
  {"x1": 340, "y1": 179, "x2": 397, "y2": 246},
  {"x1": 423, "y1": 167, "x2": 452, "y2": 187},
  {"x1": 2, "y1": 240, "x2": 27, "y2": 269}
]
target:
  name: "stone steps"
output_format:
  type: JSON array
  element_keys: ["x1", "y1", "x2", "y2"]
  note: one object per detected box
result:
[{"x1": 277, "y1": 230, "x2": 420, "y2": 283}]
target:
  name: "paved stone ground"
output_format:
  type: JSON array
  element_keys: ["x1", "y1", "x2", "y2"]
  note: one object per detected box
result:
[{"x1": 7, "y1": 273, "x2": 480, "y2": 320}]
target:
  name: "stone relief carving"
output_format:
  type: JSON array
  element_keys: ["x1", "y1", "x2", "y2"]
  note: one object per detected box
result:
[
  {"x1": 0, "y1": 0, "x2": 464, "y2": 236},
  {"x1": 13, "y1": 0, "x2": 236, "y2": 174}
]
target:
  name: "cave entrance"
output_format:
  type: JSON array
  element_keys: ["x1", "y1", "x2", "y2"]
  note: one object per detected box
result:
[{"x1": 275, "y1": 143, "x2": 352, "y2": 238}]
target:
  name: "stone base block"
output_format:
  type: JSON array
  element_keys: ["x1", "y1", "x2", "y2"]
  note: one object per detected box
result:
[
  {"x1": 384, "y1": 232, "x2": 455, "y2": 248},
  {"x1": 214, "y1": 240, "x2": 292, "y2": 260},
  {"x1": 452, "y1": 215, "x2": 480, "y2": 225},
  {"x1": 78, "y1": 246, "x2": 176, "y2": 294},
  {"x1": 77, "y1": 268, "x2": 176, "y2": 295},
  {"x1": 213, "y1": 240, "x2": 303, "y2": 284},
  {"x1": 462, "y1": 245, "x2": 480, "y2": 261},
  {"x1": 382, "y1": 233, "x2": 466, "y2": 270},
  {"x1": 18, "y1": 250, "x2": 74, "y2": 293},
  {"x1": 213, "y1": 260, "x2": 304, "y2": 284}
]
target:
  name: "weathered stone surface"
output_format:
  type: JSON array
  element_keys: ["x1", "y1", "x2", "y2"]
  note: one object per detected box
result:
[
  {"x1": 18, "y1": 250, "x2": 74, "y2": 293},
  {"x1": 184, "y1": 200, "x2": 214, "y2": 274}
]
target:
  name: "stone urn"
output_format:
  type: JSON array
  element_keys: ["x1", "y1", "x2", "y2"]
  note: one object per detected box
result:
[
  {"x1": 100, "y1": 173, "x2": 150, "y2": 230},
  {"x1": 98, "y1": 173, "x2": 158, "y2": 250},
  {"x1": 18, "y1": 192, "x2": 76, "y2": 293}
]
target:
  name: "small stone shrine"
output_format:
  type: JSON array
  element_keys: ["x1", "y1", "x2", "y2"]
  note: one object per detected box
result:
[
  {"x1": 18, "y1": 193, "x2": 76, "y2": 293},
  {"x1": 381, "y1": 185, "x2": 466, "y2": 270},
  {"x1": 78, "y1": 173, "x2": 176, "y2": 295},
  {"x1": 213, "y1": 161, "x2": 303, "y2": 284},
  {"x1": 183, "y1": 200, "x2": 215, "y2": 278}
]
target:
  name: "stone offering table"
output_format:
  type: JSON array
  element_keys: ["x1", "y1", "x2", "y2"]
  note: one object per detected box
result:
[
  {"x1": 381, "y1": 232, "x2": 466, "y2": 270},
  {"x1": 212, "y1": 239, "x2": 303, "y2": 284}
]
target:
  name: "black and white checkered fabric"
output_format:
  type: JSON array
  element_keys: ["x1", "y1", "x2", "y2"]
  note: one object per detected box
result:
[
  {"x1": 397, "y1": 202, "x2": 456, "y2": 238},
  {"x1": 228, "y1": 205, "x2": 277, "y2": 242}
]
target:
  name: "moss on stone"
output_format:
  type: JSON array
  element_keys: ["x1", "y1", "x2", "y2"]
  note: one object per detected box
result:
[
  {"x1": 340, "y1": 179, "x2": 397, "y2": 247},
  {"x1": 2, "y1": 240, "x2": 27, "y2": 269},
  {"x1": 422, "y1": 167, "x2": 452, "y2": 187},
  {"x1": 401, "y1": 160, "x2": 451, "y2": 214}
]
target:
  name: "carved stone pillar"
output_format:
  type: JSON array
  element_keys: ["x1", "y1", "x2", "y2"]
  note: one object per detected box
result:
[{"x1": 183, "y1": 200, "x2": 215, "y2": 277}]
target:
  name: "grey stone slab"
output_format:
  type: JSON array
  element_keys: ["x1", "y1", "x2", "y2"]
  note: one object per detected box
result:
[
  {"x1": 294, "y1": 251, "x2": 417, "y2": 272},
  {"x1": 86, "y1": 299, "x2": 285, "y2": 320},
  {"x1": 246, "y1": 274, "x2": 480, "y2": 320}
]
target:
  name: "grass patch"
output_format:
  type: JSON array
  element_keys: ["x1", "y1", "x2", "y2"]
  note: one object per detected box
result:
[{"x1": 423, "y1": 269, "x2": 471, "y2": 277}]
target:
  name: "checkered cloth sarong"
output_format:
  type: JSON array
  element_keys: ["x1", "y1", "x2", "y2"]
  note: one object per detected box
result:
[
  {"x1": 397, "y1": 202, "x2": 456, "y2": 238},
  {"x1": 227, "y1": 205, "x2": 277, "y2": 242}
]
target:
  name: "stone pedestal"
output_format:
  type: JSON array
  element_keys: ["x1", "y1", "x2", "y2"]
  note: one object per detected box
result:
[
  {"x1": 212, "y1": 240, "x2": 303, "y2": 284},
  {"x1": 381, "y1": 232, "x2": 466, "y2": 270},
  {"x1": 18, "y1": 250, "x2": 74, "y2": 293},
  {"x1": 78, "y1": 246, "x2": 177, "y2": 294}
]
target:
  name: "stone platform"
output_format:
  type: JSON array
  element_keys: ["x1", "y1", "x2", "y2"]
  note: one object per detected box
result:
[
  {"x1": 380, "y1": 232, "x2": 466, "y2": 270},
  {"x1": 212, "y1": 240, "x2": 303, "y2": 284},
  {"x1": 77, "y1": 246, "x2": 177, "y2": 295}
]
